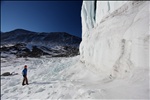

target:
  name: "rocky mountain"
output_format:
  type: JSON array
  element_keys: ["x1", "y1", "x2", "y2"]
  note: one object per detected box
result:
[
  {"x1": 1, "y1": 29, "x2": 81, "y2": 46},
  {"x1": 1, "y1": 29, "x2": 81, "y2": 57}
]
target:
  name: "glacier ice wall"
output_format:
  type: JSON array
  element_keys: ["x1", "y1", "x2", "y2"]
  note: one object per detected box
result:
[
  {"x1": 81, "y1": 1, "x2": 127, "y2": 37},
  {"x1": 80, "y1": 1, "x2": 149, "y2": 79}
]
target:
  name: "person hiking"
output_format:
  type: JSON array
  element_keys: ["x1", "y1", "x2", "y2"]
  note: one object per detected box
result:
[{"x1": 22, "y1": 65, "x2": 28, "y2": 86}]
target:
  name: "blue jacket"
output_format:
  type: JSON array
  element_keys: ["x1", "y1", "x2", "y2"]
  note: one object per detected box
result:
[{"x1": 22, "y1": 68, "x2": 27, "y2": 76}]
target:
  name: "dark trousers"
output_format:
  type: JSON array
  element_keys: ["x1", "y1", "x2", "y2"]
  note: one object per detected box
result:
[{"x1": 22, "y1": 75, "x2": 28, "y2": 85}]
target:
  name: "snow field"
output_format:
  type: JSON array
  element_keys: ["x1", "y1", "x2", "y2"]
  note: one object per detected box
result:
[
  {"x1": 1, "y1": 1, "x2": 150, "y2": 99},
  {"x1": 1, "y1": 56, "x2": 81, "y2": 99},
  {"x1": 2, "y1": 56, "x2": 148, "y2": 99}
]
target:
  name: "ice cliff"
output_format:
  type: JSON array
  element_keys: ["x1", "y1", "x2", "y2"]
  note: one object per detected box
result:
[{"x1": 80, "y1": 1, "x2": 149, "y2": 79}]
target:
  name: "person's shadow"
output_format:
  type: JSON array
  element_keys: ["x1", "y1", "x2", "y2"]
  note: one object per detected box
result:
[{"x1": 29, "y1": 81, "x2": 52, "y2": 85}]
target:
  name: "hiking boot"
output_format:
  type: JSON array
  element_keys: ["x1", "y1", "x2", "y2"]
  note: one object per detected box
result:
[{"x1": 22, "y1": 84, "x2": 25, "y2": 86}]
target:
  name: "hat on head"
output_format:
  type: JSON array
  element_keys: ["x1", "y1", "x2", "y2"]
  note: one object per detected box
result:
[{"x1": 24, "y1": 65, "x2": 27, "y2": 68}]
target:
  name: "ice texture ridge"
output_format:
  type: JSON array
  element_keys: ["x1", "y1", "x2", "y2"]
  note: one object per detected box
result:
[{"x1": 80, "y1": 1, "x2": 149, "y2": 79}]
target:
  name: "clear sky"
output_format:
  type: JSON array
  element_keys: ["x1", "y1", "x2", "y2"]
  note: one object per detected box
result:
[{"x1": 1, "y1": 1, "x2": 82, "y2": 37}]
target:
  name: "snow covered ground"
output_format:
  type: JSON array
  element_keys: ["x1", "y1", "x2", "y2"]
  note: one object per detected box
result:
[
  {"x1": 1, "y1": 56, "x2": 80, "y2": 99},
  {"x1": 1, "y1": 55, "x2": 149, "y2": 99},
  {"x1": 1, "y1": 1, "x2": 150, "y2": 99}
]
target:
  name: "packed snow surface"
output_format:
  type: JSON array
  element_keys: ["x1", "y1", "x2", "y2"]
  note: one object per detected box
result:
[
  {"x1": 1, "y1": 55, "x2": 149, "y2": 99},
  {"x1": 1, "y1": 1, "x2": 150, "y2": 99},
  {"x1": 1, "y1": 56, "x2": 80, "y2": 99}
]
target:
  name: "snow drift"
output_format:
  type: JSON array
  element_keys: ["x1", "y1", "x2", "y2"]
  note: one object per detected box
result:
[
  {"x1": 80, "y1": 1, "x2": 149, "y2": 79},
  {"x1": 1, "y1": 1, "x2": 150, "y2": 99}
]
